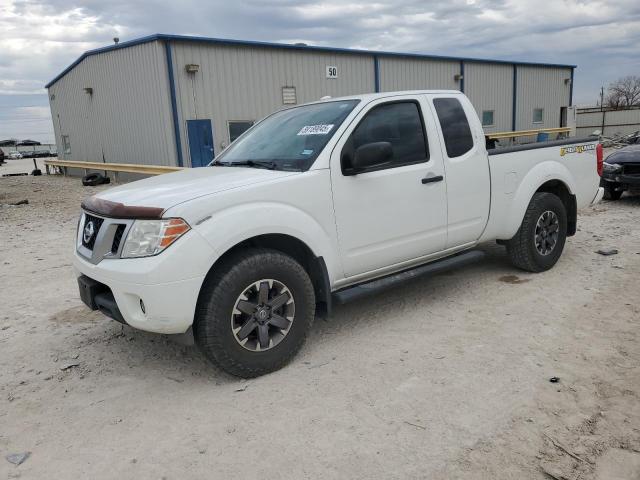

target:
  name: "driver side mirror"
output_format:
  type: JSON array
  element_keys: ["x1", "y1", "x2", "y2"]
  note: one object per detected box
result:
[{"x1": 350, "y1": 141, "x2": 393, "y2": 173}]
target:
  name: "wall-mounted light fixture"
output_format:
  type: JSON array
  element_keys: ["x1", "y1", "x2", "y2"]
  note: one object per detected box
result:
[
  {"x1": 564, "y1": 78, "x2": 572, "y2": 85},
  {"x1": 83, "y1": 87, "x2": 93, "y2": 95},
  {"x1": 454, "y1": 74, "x2": 464, "y2": 82},
  {"x1": 185, "y1": 64, "x2": 200, "y2": 74}
]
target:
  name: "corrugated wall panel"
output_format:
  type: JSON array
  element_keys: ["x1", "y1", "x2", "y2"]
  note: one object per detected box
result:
[
  {"x1": 464, "y1": 62, "x2": 513, "y2": 133},
  {"x1": 47, "y1": 41, "x2": 176, "y2": 166},
  {"x1": 577, "y1": 108, "x2": 640, "y2": 136},
  {"x1": 577, "y1": 111, "x2": 606, "y2": 127},
  {"x1": 171, "y1": 42, "x2": 375, "y2": 163},
  {"x1": 515, "y1": 66, "x2": 572, "y2": 131},
  {"x1": 378, "y1": 57, "x2": 460, "y2": 92}
]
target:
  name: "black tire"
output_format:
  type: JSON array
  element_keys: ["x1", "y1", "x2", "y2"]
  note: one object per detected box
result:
[
  {"x1": 603, "y1": 185, "x2": 623, "y2": 200},
  {"x1": 194, "y1": 248, "x2": 315, "y2": 378},
  {"x1": 506, "y1": 192, "x2": 567, "y2": 273},
  {"x1": 82, "y1": 173, "x2": 110, "y2": 186}
]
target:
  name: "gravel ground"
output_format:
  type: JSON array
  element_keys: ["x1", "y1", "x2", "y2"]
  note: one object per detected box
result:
[{"x1": 1, "y1": 173, "x2": 639, "y2": 480}]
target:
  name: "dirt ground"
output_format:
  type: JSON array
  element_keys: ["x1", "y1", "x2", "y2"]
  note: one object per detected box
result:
[{"x1": 1, "y1": 172, "x2": 639, "y2": 480}]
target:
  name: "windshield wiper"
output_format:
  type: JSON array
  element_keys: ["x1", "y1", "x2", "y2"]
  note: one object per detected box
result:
[{"x1": 211, "y1": 159, "x2": 277, "y2": 170}]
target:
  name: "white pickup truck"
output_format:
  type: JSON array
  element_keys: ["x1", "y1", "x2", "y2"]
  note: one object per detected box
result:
[{"x1": 75, "y1": 91, "x2": 604, "y2": 377}]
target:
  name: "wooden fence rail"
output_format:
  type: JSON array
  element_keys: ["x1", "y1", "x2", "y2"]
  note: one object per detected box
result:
[
  {"x1": 486, "y1": 127, "x2": 571, "y2": 140},
  {"x1": 44, "y1": 159, "x2": 183, "y2": 178}
]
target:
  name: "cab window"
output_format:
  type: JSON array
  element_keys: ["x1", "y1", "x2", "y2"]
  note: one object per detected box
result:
[
  {"x1": 433, "y1": 97, "x2": 474, "y2": 158},
  {"x1": 343, "y1": 101, "x2": 429, "y2": 174}
]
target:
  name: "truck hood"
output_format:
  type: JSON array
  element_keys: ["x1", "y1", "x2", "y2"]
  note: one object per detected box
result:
[{"x1": 92, "y1": 167, "x2": 298, "y2": 211}]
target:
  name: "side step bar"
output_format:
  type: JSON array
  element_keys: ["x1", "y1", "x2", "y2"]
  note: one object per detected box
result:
[{"x1": 332, "y1": 250, "x2": 485, "y2": 305}]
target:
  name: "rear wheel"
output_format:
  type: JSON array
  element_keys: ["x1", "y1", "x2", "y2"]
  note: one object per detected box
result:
[
  {"x1": 194, "y1": 248, "x2": 315, "y2": 378},
  {"x1": 506, "y1": 192, "x2": 567, "y2": 272}
]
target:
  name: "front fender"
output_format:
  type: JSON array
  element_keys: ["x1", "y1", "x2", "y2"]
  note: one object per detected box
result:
[{"x1": 189, "y1": 201, "x2": 342, "y2": 283}]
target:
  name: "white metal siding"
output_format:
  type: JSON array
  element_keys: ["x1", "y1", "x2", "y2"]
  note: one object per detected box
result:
[
  {"x1": 378, "y1": 57, "x2": 460, "y2": 92},
  {"x1": 464, "y1": 62, "x2": 513, "y2": 133},
  {"x1": 515, "y1": 66, "x2": 571, "y2": 131},
  {"x1": 47, "y1": 41, "x2": 176, "y2": 166},
  {"x1": 171, "y1": 42, "x2": 375, "y2": 163},
  {"x1": 577, "y1": 108, "x2": 640, "y2": 137}
]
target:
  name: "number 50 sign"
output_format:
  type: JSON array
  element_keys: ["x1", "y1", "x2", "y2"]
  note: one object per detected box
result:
[{"x1": 326, "y1": 66, "x2": 338, "y2": 79}]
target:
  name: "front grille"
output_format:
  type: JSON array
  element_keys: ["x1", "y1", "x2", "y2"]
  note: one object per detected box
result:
[
  {"x1": 622, "y1": 164, "x2": 640, "y2": 176},
  {"x1": 111, "y1": 224, "x2": 126, "y2": 253},
  {"x1": 81, "y1": 214, "x2": 104, "y2": 250}
]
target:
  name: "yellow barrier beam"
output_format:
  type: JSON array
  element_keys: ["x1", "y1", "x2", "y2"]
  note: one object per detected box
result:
[
  {"x1": 44, "y1": 159, "x2": 184, "y2": 176},
  {"x1": 486, "y1": 127, "x2": 571, "y2": 140}
]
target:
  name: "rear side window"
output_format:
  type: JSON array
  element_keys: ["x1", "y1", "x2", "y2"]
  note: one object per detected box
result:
[
  {"x1": 433, "y1": 98, "x2": 474, "y2": 158},
  {"x1": 351, "y1": 101, "x2": 428, "y2": 167}
]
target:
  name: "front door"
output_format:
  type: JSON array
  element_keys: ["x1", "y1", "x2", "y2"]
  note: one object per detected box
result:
[
  {"x1": 187, "y1": 119, "x2": 214, "y2": 167},
  {"x1": 330, "y1": 96, "x2": 448, "y2": 278}
]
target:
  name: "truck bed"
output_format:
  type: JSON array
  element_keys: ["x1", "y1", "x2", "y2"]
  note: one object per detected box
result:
[
  {"x1": 480, "y1": 136, "x2": 601, "y2": 242},
  {"x1": 487, "y1": 136, "x2": 598, "y2": 156}
]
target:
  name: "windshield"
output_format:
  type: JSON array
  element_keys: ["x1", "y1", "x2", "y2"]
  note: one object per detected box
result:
[{"x1": 213, "y1": 99, "x2": 360, "y2": 171}]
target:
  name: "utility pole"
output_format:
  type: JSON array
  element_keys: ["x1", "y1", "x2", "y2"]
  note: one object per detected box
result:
[{"x1": 600, "y1": 86, "x2": 606, "y2": 135}]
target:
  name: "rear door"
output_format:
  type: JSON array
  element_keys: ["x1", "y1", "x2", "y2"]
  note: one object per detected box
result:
[
  {"x1": 430, "y1": 95, "x2": 491, "y2": 248},
  {"x1": 330, "y1": 95, "x2": 448, "y2": 278}
]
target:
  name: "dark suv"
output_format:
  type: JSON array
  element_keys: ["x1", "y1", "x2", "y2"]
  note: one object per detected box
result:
[{"x1": 601, "y1": 144, "x2": 640, "y2": 200}]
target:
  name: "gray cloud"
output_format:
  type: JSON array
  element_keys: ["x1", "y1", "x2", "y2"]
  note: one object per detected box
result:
[{"x1": 1, "y1": 0, "x2": 639, "y2": 142}]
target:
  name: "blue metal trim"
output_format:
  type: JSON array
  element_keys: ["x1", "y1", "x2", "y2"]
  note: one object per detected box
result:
[
  {"x1": 569, "y1": 67, "x2": 574, "y2": 106},
  {"x1": 459, "y1": 60, "x2": 465, "y2": 93},
  {"x1": 512, "y1": 64, "x2": 517, "y2": 131},
  {"x1": 164, "y1": 41, "x2": 183, "y2": 168},
  {"x1": 45, "y1": 33, "x2": 577, "y2": 89},
  {"x1": 373, "y1": 56, "x2": 380, "y2": 93}
]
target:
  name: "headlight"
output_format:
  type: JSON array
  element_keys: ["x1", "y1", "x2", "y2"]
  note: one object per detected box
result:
[
  {"x1": 121, "y1": 218, "x2": 190, "y2": 258},
  {"x1": 603, "y1": 162, "x2": 622, "y2": 173}
]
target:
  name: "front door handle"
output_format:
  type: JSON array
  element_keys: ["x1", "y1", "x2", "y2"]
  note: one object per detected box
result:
[{"x1": 421, "y1": 175, "x2": 444, "y2": 184}]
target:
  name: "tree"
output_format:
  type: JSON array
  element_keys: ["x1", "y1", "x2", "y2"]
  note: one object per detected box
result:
[{"x1": 605, "y1": 76, "x2": 640, "y2": 108}]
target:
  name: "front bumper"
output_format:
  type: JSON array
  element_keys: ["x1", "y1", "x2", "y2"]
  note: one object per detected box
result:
[
  {"x1": 601, "y1": 173, "x2": 640, "y2": 186},
  {"x1": 78, "y1": 275, "x2": 126, "y2": 324},
  {"x1": 73, "y1": 227, "x2": 217, "y2": 334},
  {"x1": 74, "y1": 267, "x2": 204, "y2": 333}
]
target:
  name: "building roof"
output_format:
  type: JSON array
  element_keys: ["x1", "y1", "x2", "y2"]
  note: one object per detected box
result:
[{"x1": 45, "y1": 33, "x2": 577, "y2": 89}]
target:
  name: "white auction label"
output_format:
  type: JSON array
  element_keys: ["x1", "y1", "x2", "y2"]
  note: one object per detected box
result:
[{"x1": 297, "y1": 124, "x2": 334, "y2": 136}]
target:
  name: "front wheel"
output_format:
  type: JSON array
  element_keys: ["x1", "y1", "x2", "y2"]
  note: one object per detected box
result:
[
  {"x1": 506, "y1": 192, "x2": 567, "y2": 273},
  {"x1": 194, "y1": 248, "x2": 315, "y2": 378}
]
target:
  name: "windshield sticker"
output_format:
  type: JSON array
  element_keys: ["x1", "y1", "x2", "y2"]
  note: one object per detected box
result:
[
  {"x1": 301, "y1": 149, "x2": 314, "y2": 155},
  {"x1": 560, "y1": 143, "x2": 595, "y2": 156},
  {"x1": 297, "y1": 124, "x2": 334, "y2": 136}
]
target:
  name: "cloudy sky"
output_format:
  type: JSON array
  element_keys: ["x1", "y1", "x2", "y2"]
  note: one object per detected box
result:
[{"x1": 1, "y1": 0, "x2": 639, "y2": 143}]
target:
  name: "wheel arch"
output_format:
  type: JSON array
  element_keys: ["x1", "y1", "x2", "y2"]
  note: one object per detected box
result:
[
  {"x1": 495, "y1": 161, "x2": 578, "y2": 241},
  {"x1": 198, "y1": 233, "x2": 332, "y2": 315},
  {"x1": 535, "y1": 179, "x2": 577, "y2": 236}
]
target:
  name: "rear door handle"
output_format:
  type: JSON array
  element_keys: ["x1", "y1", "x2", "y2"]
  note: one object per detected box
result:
[{"x1": 421, "y1": 175, "x2": 444, "y2": 184}]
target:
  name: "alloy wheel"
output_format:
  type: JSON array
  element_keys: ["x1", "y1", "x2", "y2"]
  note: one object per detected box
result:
[
  {"x1": 230, "y1": 279, "x2": 295, "y2": 351},
  {"x1": 534, "y1": 210, "x2": 559, "y2": 256}
]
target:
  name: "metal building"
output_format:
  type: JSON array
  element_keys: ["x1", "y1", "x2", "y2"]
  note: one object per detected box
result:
[{"x1": 46, "y1": 34, "x2": 575, "y2": 168}]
